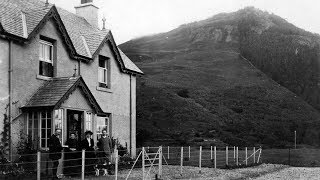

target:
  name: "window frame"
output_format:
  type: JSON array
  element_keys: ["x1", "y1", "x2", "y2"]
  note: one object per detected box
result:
[
  {"x1": 27, "y1": 111, "x2": 52, "y2": 149},
  {"x1": 98, "y1": 55, "x2": 110, "y2": 88},
  {"x1": 39, "y1": 39, "x2": 54, "y2": 77},
  {"x1": 96, "y1": 115, "x2": 110, "y2": 140},
  {"x1": 85, "y1": 112, "x2": 93, "y2": 131}
]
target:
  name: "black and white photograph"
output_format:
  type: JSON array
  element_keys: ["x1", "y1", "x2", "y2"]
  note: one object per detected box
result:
[{"x1": 1, "y1": 0, "x2": 320, "y2": 179}]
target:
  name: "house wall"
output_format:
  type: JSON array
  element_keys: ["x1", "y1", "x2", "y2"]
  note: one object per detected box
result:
[
  {"x1": 3, "y1": 17, "x2": 137, "y2": 155},
  {"x1": 0, "y1": 39, "x2": 9, "y2": 137},
  {"x1": 81, "y1": 43, "x2": 137, "y2": 155}
]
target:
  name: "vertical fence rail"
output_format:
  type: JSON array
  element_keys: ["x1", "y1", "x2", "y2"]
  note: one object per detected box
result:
[
  {"x1": 37, "y1": 151, "x2": 40, "y2": 180},
  {"x1": 245, "y1": 147, "x2": 248, "y2": 166},
  {"x1": 226, "y1": 146, "x2": 228, "y2": 166},
  {"x1": 233, "y1": 146, "x2": 236, "y2": 162},
  {"x1": 210, "y1": 146, "x2": 213, "y2": 160},
  {"x1": 167, "y1": 146, "x2": 170, "y2": 160},
  {"x1": 188, "y1": 146, "x2": 191, "y2": 159},
  {"x1": 236, "y1": 147, "x2": 239, "y2": 166},
  {"x1": 214, "y1": 146, "x2": 217, "y2": 169},
  {"x1": 199, "y1": 146, "x2": 202, "y2": 173},
  {"x1": 159, "y1": 146, "x2": 163, "y2": 178},
  {"x1": 81, "y1": 150, "x2": 85, "y2": 180},
  {"x1": 142, "y1": 147, "x2": 145, "y2": 180},
  {"x1": 180, "y1": 147, "x2": 183, "y2": 175},
  {"x1": 115, "y1": 149, "x2": 118, "y2": 180},
  {"x1": 253, "y1": 147, "x2": 256, "y2": 164}
]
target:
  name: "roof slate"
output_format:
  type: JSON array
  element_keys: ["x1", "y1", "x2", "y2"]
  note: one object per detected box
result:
[
  {"x1": 0, "y1": 0, "x2": 143, "y2": 74},
  {"x1": 25, "y1": 77, "x2": 79, "y2": 107},
  {"x1": 24, "y1": 76, "x2": 104, "y2": 114}
]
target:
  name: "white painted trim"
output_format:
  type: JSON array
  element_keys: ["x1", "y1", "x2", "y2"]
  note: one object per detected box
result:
[
  {"x1": 21, "y1": 12, "x2": 28, "y2": 38},
  {"x1": 81, "y1": 36, "x2": 92, "y2": 58}
]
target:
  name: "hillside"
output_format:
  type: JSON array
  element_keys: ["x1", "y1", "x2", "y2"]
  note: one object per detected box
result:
[{"x1": 120, "y1": 7, "x2": 320, "y2": 148}]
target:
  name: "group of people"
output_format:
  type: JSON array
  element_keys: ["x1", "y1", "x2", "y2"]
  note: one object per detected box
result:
[{"x1": 48, "y1": 129, "x2": 113, "y2": 179}]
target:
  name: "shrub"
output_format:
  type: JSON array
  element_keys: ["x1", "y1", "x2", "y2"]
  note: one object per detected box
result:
[{"x1": 177, "y1": 89, "x2": 189, "y2": 98}]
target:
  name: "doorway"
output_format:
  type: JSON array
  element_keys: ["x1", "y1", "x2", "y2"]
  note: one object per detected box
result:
[{"x1": 67, "y1": 110, "x2": 84, "y2": 142}]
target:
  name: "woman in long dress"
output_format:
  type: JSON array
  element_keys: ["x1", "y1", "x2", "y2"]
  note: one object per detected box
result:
[{"x1": 81, "y1": 131, "x2": 96, "y2": 175}]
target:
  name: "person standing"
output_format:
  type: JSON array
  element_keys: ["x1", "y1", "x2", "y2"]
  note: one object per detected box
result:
[
  {"x1": 64, "y1": 133, "x2": 79, "y2": 177},
  {"x1": 97, "y1": 129, "x2": 113, "y2": 164},
  {"x1": 81, "y1": 131, "x2": 95, "y2": 175},
  {"x1": 49, "y1": 129, "x2": 63, "y2": 179}
]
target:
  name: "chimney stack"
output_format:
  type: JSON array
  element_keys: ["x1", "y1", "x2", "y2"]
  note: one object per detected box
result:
[{"x1": 75, "y1": 0, "x2": 99, "y2": 28}]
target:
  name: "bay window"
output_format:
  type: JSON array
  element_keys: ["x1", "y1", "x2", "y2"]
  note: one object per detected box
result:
[{"x1": 27, "y1": 111, "x2": 52, "y2": 148}]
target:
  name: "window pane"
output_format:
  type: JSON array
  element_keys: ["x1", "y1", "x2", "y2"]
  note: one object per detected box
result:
[
  {"x1": 99, "y1": 58, "x2": 104, "y2": 68},
  {"x1": 28, "y1": 119, "x2": 33, "y2": 129},
  {"x1": 98, "y1": 68, "x2": 103, "y2": 83},
  {"x1": 47, "y1": 129, "x2": 51, "y2": 138},
  {"x1": 103, "y1": 69, "x2": 107, "y2": 83},
  {"x1": 34, "y1": 129, "x2": 39, "y2": 139},
  {"x1": 39, "y1": 61, "x2": 53, "y2": 77},
  {"x1": 47, "y1": 118, "x2": 51, "y2": 128},
  {"x1": 28, "y1": 129, "x2": 32, "y2": 137},
  {"x1": 41, "y1": 129, "x2": 46, "y2": 138},
  {"x1": 34, "y1": 118, "x2": 38, "y2": 129},
  {"x1": 49, "y1": 46, "x2": 53, "y2": 61},
  {"x1": 42, "y1": 119, "x2": 46, "y2": 128},
  {"x1": 34, "y1": 112, "x2": 38, "y2": 119},
  {"x1": 41, "y1": 112, "x2": 46, "y2": 119},
  {"x1": 44, "y1": 45, "x2": 49, "y2": 60},
  {"x1": 47, "y1": 112, "x2": 51, "y2": 119},
  {"x1": 41, "y1": 139, "x2": 45, "y2": 148}
]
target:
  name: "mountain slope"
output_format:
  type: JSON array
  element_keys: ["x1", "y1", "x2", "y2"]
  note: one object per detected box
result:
[{"x1": 120, "y1": 7, "x2": 320, "y2": 147}]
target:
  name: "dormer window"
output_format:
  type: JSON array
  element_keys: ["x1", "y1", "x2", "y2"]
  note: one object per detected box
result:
[
  {"x1": 39, "y1": 40, "x2": 53, "y2": 77},
  {"x1": 98, "y1": 55, "x2": 110, "y2": 88}
]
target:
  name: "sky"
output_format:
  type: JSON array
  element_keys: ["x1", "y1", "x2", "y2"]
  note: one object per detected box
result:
[{"x1": 49, "y1": 0, "x2": 320, "y2": 44}]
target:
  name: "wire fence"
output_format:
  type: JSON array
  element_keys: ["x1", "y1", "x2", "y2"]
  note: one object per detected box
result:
[{"x1": 3, "y1": 146, "x2": 320, "y2": 180}]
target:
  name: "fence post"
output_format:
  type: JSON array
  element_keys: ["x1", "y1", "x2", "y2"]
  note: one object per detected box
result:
[
  {"x1": 142, "y1": 147, "x2": 145, "y2": 180},
  {"x1": 233, "y1": 146, "x2": 236, "y2": 162},
  {"x1": 37, "y1": 151, "x2": 40, "y2": 180},
  {"x1": 245, "y1": 147, "x2": 248, "y2": 166},
  {"x1": 115, "y1": 149, "x2": 118, "y2": 180},
  {"x1": 81, "y1": 150, "x2": 85, "y2": 180},
  {"x1": 257, "y1": 147, "x2": 262, "y2": 163},
  {"x1": 180, "y1": 147, "x2": 183, "y2": 175},
  {"x1": 188, "y1": 146, "x2": 191, "y2": 159},
  {"x1": 226, "y1": 146, "x2": 228, "y2": 166},
  {"x1": 236, "y1": 147, "x2": 239, "y2": 166},
  {"x1": 214, "y1": 146, "x2": 217, "y2": 169},
  {"x1": 253, "y1": 147, "x2": 256, "y2": 164},
  {"x1": 168, "y1": 146, "x2": 170, "y2": 160},
  {"x1": 159, "y1": 146, "x2": 162, "y2": 178},
  {"x1": 199, "y1": 146, "x2": 202, "y2": 173},
  {"x1": 288, "y1": 148, "x2": 291, "y2": 166},
  {"x1": 210, "y1": 146, "x2": 213, "y2": 160}
]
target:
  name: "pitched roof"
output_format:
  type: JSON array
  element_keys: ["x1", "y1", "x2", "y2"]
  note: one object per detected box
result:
[
  {"x1": 0, "y1": 0, "x2": 143, "y2": 75},
  {"x1": 23, "y1": 76, "x2": 105, "y2": 115}
]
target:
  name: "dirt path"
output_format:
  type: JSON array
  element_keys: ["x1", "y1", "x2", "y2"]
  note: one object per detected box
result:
[
  {"x1": 254, "y1": 167, "x2": 320, "y2": 180},
  {"x1": 116, "y1": 164, "x2": 289, "y2": 180}
]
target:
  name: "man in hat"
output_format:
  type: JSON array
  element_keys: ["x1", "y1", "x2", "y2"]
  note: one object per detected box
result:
[
  {"x1": 81, "y1": 131, "x2": 95, "y2": 175},
  {"x1": 48, "y1": 129, "x2": 63, "y2": 179}
]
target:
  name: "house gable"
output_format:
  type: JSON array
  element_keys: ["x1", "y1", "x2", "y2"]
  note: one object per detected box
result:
[{"x1": 60, "y1": 87, "x2": 92, "y2": 111}]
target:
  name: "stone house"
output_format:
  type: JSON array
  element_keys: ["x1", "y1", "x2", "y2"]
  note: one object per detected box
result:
[{"x1": 0, "y1": 0, "x2": 143, "y2": 158}]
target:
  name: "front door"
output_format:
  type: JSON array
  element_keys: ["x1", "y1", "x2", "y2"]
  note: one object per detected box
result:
[{"x1": 67, "y1": 110, "x2": 83, "y2": 142}]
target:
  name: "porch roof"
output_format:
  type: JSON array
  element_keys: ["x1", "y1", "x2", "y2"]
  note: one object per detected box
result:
[{"x1": 22, "y1": 76, "x2": 105, "y2": 115}]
